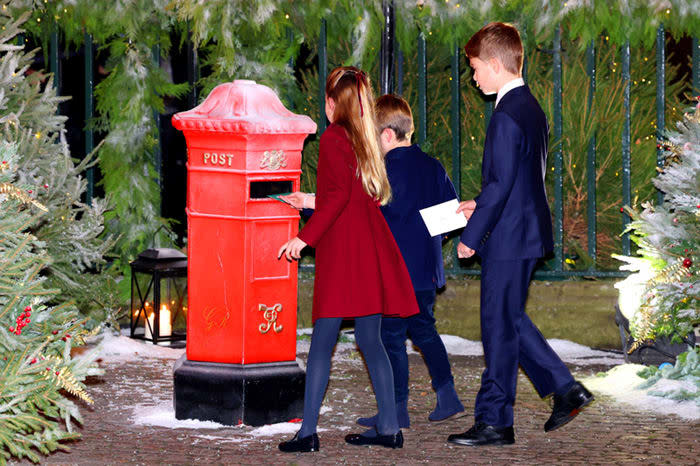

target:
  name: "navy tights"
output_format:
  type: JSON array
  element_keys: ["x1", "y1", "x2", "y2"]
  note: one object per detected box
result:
[{"x1": 298, "y1": 314, "x2": 399, "y2": 437}]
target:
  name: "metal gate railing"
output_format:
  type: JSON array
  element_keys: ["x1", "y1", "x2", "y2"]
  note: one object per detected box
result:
[{"x1": 41, "y1": 14, "x2": 700, "y2": 280}]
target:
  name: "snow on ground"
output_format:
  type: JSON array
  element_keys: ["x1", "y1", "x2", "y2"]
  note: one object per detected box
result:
[
  {"x1": 410, "y1": 335, "x2": 623, "y2": 366},
  {"x1": 100, "y1": 327, "x2": 622, "y2": 367},
  {"x1": 296, "y1": 329, "x2": 623, "y2": 366},
  {"x1": 548, "y1": 339, "x2": 625, "y2": 366},
  {"x1": 92, "y1": 330, "x2": 185, "y2": 363},
  {"x1": 131, "y1": 402, "x2": 329, "y2": 438},
  {"x1": 102, "y1": 328, "x2": 693, "y2": 426},
  {"x1": 583, "y1": 364, "x2": 699, "y2": 420}
]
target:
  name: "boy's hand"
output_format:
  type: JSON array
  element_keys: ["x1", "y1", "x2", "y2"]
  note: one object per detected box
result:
[
  {"x1": 457, "y1": 242, "x2": 475, "y2": 259},
  {"x1": 456, "y1": 199, "x2": 477, "y2": 220},
  {"x1": 280, "y1": 192, "x2": 315, "y2": 210},
  {"x1": 278, "y1": 237, "x2": 308, "y2": 261}
]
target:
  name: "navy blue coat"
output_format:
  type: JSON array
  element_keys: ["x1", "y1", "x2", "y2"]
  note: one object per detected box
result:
[
  {"x1": 380, "y1": 145, "x2": 457, "y2": 291},
  {"x1": 460, "y1": 85, "x2": 554, "y2": 260}
]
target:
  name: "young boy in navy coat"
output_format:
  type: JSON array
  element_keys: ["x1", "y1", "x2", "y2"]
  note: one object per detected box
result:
[
  {"x1": 449, "y1": 22, "x2": 593, "y2": 447},
  {"x1": 359, "y1": 95, "x2": 465, "y2": 428},
  {"x1": 282, "y1": 95, "x2": 465, "y2": 428}
]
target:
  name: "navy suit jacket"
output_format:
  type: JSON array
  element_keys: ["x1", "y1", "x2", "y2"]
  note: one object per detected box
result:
[
  {"x1": 380, "y1": 145, "x2": 457, "y2": 291},
  {"x1": 460, "y1": 85, "x2": 554, "y2": 260}
]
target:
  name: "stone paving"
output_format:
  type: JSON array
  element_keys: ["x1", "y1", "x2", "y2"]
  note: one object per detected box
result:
[{"x1": 24, "y1": 344, "x2": 699, "y2": 465}]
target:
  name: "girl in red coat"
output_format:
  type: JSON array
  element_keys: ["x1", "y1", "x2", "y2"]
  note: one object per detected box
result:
[{"x1": 277, "y1": 67, "x2": 419, "y2": 453}]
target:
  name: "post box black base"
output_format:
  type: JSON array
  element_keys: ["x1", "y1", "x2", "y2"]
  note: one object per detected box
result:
[{"x1": 173, "y1": 355, "x2": 305, "y2": 427}]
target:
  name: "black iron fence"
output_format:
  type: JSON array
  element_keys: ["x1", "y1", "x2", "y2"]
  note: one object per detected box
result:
[{"x1": 40, "y1": 12, "x2": 700, "y2": 280}]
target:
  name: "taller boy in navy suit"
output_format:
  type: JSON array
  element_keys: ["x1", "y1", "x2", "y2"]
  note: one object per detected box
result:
[{"x1": 448, "y1": 22, "x2": 593, "y2": 447}]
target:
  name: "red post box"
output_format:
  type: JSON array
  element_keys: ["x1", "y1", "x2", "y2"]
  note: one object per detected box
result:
[{"x1": 171, "y1": 80, "x2": 316, "y2": 426}]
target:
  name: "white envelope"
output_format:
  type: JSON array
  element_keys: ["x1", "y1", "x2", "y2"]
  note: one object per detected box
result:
[{"x1": 419, "y1": 199, "x2": 468, "y2": 237}]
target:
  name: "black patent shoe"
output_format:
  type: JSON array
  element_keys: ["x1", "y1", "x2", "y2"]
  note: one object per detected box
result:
[
  {"x1": 278, "y1": 432, "x2": 320, "y2": 453},
  {"x1": 544, "y1": 381, "x2": 594, "y2": 432},
  {"x1": 447, "y1": 422, "x2": 514, "y2": 446},
  {"x1": 345, "y1": 430, "x2": 403, "y2": 449}
]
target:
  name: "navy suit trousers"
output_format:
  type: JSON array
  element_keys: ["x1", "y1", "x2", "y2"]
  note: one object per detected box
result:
[
  {"x1": 381, "y1": 289, "x2": 454, "y2": 403},
  {"x1": 475, "y1": 259, "x2": 574, "y2": 428}
]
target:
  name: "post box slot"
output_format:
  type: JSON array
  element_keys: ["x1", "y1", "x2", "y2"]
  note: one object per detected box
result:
[{"x1": 250, "y1": 181, "x2": 293, "y2": 199}]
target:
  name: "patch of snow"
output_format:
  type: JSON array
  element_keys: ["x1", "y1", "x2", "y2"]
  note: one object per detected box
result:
[
  {"x1": 249, "y1": 422, "x2": 300, "y2": 437},
  {"x1": 438, "y1": 335, "x2": 484, "y2": 357},
  {"x1": 582, "y1": 364, "x2": 699, "y2": 420},
  {"x1": 94, "y1": 331, "x2": 185, "y2": 363},
  {"x1": 548, "y1": 339, "x2": 625, "y2": 366},
  {"x1": 297, "y1": 329, "x2": 621, "y2": 366},
  {"x1": 133, "y1": 404, "x2": 229, "y2": 429}
]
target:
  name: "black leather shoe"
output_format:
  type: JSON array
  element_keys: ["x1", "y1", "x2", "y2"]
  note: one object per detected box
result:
[
  {"x1": 345, "y1": 430, "x2": 403, "y2": 449},
  {"x1": 545, "y1": 381, "x2": 594, "y2": 432},
  {"x1": 278, "y1": 432, "x2": 319, "y2": 453},
  {"x1": 447, "y1": 422, "x2": 515, "y2": 446}
]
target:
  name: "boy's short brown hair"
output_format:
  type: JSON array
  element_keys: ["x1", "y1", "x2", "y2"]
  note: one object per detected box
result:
[
  {"x1": 375, "y1": 94, "x2": 414, "y2": 142},
  {"x1": 464, "y1": 22, "x2": 523, "y2": 75}
]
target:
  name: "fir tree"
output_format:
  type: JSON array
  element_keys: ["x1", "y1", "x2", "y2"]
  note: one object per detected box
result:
[
  {"x1": 0, "y1": 143, "x2": 101, "y2": 464},
  {"x1": 0, "y1": 9, "x2": 117, "y2": 325},
  {"x1": 614, "y1": 101, "x2": 700, "y2": 346}
]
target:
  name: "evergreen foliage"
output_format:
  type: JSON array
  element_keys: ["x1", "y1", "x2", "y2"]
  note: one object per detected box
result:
[
  {"x1": 614, "y1": 102, "x2": 699, "y2": 344},
  {"x1": 5, "y1": 0, "x2": 699, "y2": 280},
  {"x1": 0, "y1": 143, "x2": 102, "y2": 464},
  {"x1": 1, "y1": 8, "x2": 117, "y2": 324},
  {"x1": 637, "y1": 346, "x2": 700, "y2": 405}
]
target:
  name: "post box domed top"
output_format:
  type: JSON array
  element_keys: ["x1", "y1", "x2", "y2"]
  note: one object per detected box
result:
[{"x1": 172, "y1": 80, "x2": 317, "y2": 135}]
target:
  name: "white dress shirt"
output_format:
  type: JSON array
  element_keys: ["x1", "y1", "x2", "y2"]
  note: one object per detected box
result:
[{"x1": 495, "y1": 77, "x2": 525, "y2": 108}]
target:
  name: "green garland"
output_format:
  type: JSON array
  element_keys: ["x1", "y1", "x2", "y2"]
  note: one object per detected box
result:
[{"x1": 7, "y1": 0, "x2": 700, "y2": 289}]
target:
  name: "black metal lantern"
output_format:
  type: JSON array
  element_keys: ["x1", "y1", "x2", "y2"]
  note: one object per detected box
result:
[{"x1": 130, "y1": 248, "x2": 187, "y2": 345}]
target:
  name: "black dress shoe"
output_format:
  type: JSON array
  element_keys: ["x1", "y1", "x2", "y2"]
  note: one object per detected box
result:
[
  {"x1": 345, "y1": 430, "x2": 403, "y2": 449},
  {"x1": 447, "y1": 422, "x2": 515, "y2": 446},
  {"x1": 278, "y1": 432, "x2": 319, "y2": 453},
  {"x1": 545, "y1": 381, "x2": 594, "y2": 432}
]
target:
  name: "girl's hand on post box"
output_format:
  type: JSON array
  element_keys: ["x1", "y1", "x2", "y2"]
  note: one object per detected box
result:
[
  {"x1": 278, "y1": 237, "x2": 308, "y2": 261},
  {"x1": 280, "y1": 192, "x2": 315, "y2": 210}
]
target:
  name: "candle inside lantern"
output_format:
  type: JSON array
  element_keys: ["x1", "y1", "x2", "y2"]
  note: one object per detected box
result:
[{"x1": 144, "y1": 304, "x2": 172, "y2": 341}]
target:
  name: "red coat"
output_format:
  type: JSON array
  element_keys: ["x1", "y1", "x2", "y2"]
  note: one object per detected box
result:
[{"x1": 298, "y1": 124, "x2": 419, "y2": 322}]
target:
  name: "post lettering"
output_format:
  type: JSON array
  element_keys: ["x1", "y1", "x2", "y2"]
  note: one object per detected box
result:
[{"x1": 202, "y1": 152, "x2": 234, "y2": 167}]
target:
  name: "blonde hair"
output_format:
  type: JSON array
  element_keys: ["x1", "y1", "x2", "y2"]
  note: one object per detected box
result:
[
  {"x1": 464, "y1": 22, "x2": 523, "y2": 75},
  {"x1": 375, "y1": 94, "x2": 414, "y2": 142},
  {"x1": 326, "y1": 66, "x2": 391, "y2": 205}
]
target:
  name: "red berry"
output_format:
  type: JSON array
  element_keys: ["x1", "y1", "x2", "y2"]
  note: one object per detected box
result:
[
  {"x1": 683, "y1": 258, "x2": 692, "y2": 268},
  {"x1": 30, "y1": 358, "x2": 36, "y2": 364},
  {"x1": 55, "y1": 371, "x2": 59, "y2": 375},
  {"x1": 24, "y1": 306, "x2": 31, "y2": 312},
  {"x1": 8, "y1": 326, "x2": 14, "y2": 332},
  {"x1": 52, "y1": 330, "x2": 58, "y2": 335},
  {"x1": 27, "y1": 190, "x2": 32, "y2": 194},
  {"x1": 620, "y1": 207, "x2": 624, "y2": 212},
  {"x1": 46, "y1": 367, "x2": 50, "y2": 371},
  {"x1": 25, "y1": 312, "x2": 30, "y2": 317},
  {"x1": 14, "y1": 330, "x2": 20, "y2": 335},
  {"x1": 25, "y1": 319, "x2": 30, "y2": 323},
  {"x1": 43, "y1": 184, "x2": 48, "y2": 188},
  {"x1": 61, "y1": 337, "x2": 66, "y2": 342},
  {"x1": 65, "y1": 334, "x2": 70, "y2": 338}
]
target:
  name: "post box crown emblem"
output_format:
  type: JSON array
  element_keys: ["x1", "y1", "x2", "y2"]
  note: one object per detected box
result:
[{"x1": 172, "y1": 80, "x2": 317, "y2": 135}]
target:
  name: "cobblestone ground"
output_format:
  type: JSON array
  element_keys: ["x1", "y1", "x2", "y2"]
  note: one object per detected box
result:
[{"x1": 27, "y1": 345, "x2": 699, "y2": 466}]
